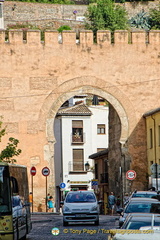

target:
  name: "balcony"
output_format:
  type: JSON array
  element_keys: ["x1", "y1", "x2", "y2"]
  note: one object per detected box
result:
[
  {"x1": 71, "y1": 132, "x2": 85, "y2": 144},
  {"x1": 100, "y1": 172, "x2": 108, "y2": 183}
]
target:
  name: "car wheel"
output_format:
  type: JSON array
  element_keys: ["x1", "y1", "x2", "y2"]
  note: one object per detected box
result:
[
  {"x1": 63, "y1": 220, "x2": 68, "y2": 226},
  {"x1": 95, "y1": 219, "x2": 99, "y2": 226}
]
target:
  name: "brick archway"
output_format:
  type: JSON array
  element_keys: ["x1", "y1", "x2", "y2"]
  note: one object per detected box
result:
[
  {"x1": 40, "y1": 76, "x2": 136, "y2": 145},
  {"x1": 38, "y1": 76, "x2": 137, "y2": 192}
]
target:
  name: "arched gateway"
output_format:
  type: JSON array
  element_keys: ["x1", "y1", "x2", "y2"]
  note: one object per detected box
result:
[{"x1": 0, "y1": 29, "x2": 160, "y2": 210}]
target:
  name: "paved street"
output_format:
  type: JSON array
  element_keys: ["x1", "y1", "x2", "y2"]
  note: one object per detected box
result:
[{"x1": 27, "y1": 213, "x2": 119, "y2": 240}]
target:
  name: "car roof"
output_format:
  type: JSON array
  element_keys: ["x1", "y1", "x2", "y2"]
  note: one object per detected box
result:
[
  {"x1": 67, "y1": 191, "x2": 94, "y2": 194},
  {"x1": 129, "y1": 197, "x2": 159, "y2": 202},
  {"x1": 132, "y1": 191, "x2": 157, "y2": 194},
  {"x1": 126, "y1": 213, "x2": 160, "y2": 220},
  {"x1": 127, "y1": 213, "x2": 160, "y2": 217}
]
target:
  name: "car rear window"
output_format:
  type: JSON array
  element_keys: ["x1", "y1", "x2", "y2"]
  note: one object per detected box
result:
[
  {"x1": 125, "y1": 203, "x2": 160, "y2": 213},
  {"x1": 132, "y1": 193, "x2": 157, "y2": 198},
  {"x1": 126, "y1": 220, "x2": 160, "y2": 229}
]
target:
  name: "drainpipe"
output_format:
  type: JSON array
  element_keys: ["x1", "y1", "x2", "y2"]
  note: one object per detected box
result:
[{"x1": 151, "y1": 115, "x2": 158, "y2": 191}]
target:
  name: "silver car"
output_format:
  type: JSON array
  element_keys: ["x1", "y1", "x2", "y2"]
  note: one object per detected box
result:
[
  {"x1": 61, "y1": 191, "x2": 100, "y2": 226},
  {"x1": 118, "y1": 197, "x2": 160, "y2": 227}
]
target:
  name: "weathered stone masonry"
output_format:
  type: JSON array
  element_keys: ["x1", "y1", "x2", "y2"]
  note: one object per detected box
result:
[{"x1": 0, "y1": 29, "x2": 160, "y2": 210}]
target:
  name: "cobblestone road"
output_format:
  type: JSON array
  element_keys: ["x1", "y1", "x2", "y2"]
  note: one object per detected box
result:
[{"x1": 27, "y1": 213, "x2": 119, "y2": 240}]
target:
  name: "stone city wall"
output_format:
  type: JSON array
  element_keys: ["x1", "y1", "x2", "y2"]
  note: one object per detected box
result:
[{"x1": 0, "y1": 28, "x2": 160, "y2": 209}]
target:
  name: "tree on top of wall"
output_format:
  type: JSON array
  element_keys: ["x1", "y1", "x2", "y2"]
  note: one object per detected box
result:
[
  {"x1": 85, "y1": 0, "x2": 128, "y2": 34},
  {"x1": 149, "y1": 3, "x2": 160, "y2": 29},
  {"x1": 0, "y1": 118, "x2": 22, "y2": 163}
]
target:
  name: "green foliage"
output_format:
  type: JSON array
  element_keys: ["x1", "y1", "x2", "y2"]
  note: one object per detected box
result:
[
  {"x1": 0, "y1": 120, "x2": 22, "y2": 163},
  {"x1": 149, "y1": 3, "x2": 160, "y2": 29},
  {"x1": 7, "y1": 22, "x2": 41, "y2": 31},
  {"x1": 85, "y1": 0, "x2": 128, "y2": 34},
  {"x1": 129, "y1": 11, "x2": 151, "y2": 30},
  {"x1": 57, "y1": 25, "x2": 72, "y2": 32}
]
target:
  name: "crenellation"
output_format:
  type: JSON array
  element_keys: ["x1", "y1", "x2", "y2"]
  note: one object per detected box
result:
[
  {"x1": 114, "y1": 30, "x2": 128, "y2": 44},
  {"x1": 62, "y1": 30, "x2": 76, "y2": 45},
  {"x1": 26, "y1": 30, "x2": 41, "y2": 45},
  {"x1": 131, "y1": 30, "x2": 146, "y2": 44},
  {"x1": 9, "y1": 30, "x2": 23, "y2": 44},
  {"x1": 44, "y1": 30, "x2": 59, "y2": 46},
  {"x1": 149, "y1": 30, "x2": 160, "y2": 44},
  {"x1": 80, "y1": 30, "x2": 93, "y2": 45},
  {"x1": 0, "y1": 30, "x2": 160, "y2": 46},
  {"x1": 97, "y1": 30, "x2": 111, "y2": 45}
]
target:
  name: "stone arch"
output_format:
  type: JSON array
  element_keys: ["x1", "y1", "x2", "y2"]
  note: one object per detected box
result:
[
  {"x1": 39, "y1": 76, "x2": 136, "y2": 145},
  {"x1": 39, "y1": 76, "x2": 137, "y2": 197}
]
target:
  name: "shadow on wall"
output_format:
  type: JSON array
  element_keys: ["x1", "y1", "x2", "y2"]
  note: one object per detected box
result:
[
  {"x1": 128, "y1": 117, "x2": 148, "y2": 190},
  {"x1": 37, "y1": 203, "x2": 43, "y2": 212}
]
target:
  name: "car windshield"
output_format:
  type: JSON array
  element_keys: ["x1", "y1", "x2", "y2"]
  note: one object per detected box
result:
[
  {"x1": 65, "y1": 192, "x2": 96, "y2": 203},
  {"x1": 125, "y1": 202, "x2": 160, "y2": 213}
]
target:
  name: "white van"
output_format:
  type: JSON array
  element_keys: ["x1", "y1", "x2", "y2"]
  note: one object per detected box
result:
[{"x1": 61, "y1": 191, "x2": 100, "y2": 226}]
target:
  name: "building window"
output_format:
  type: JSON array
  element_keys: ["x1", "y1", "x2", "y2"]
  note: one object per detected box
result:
[
  {"x1": 72, "y1": 120, "x2": 83, "y2": 143},
  {"x1": 73, "y1": 149, "x2": 84, "y2": 171},
  {"x1": 150, "y1": 128, "x2": 153, "y2": 149},
  {"x1": 97, "y1": 124, "x2": 105, "y2": 134}
]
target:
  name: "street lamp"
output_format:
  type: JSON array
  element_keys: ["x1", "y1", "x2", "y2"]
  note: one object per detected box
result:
[{"x1": 85, "y1": 161, "x2": 90, "y2": 171}]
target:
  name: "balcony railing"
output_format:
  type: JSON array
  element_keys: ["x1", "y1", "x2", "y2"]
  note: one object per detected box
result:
[
  {"x1": 71, "y1": 133, "x2": 85, "y2": 144},
  {"x1": 100, "y1": 173, "x2": 108, "y2": 183},
  {"x1": 68, "y1": 161, "x2": 85, "y2": 172}
]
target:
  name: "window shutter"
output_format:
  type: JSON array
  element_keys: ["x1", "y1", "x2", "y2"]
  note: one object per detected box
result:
[{"x1": 73, "y1": 149, "x2": 84, "y2": 171}]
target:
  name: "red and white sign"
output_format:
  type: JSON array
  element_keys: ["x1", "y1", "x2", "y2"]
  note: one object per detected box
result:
[
  {"x1": 30, "y1": 166, "x2": 36, "y2": 176},
  {"x1": 126, "y1": 170, "x2": 136, "y2": 180},
  {"x1": 42, "y1": 167, "x2": 50, "y2": 176}
]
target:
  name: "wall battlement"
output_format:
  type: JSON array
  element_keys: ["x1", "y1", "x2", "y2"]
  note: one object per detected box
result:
[{"x1": 0, "y1": 29, "x2": 160, "y2": 46}]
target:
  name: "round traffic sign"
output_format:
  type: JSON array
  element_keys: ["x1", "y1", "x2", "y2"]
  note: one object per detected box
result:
[
  {"x1": 59, "y1": 182, "x2": 66, "y2": 189},
  {"x1": 42, "y1": 167, "x2": 50, "y2": 176},
  {"x1": 30, "y1": 166, "x2": 36, "y2": 176},
  {"x1": 126, "y1": 170, "x2": 136, "y2": 180}
]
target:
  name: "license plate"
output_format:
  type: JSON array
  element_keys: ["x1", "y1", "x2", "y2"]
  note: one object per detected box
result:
[{"x1": 75, "y1": 214, "x2": 86, "y2": 218}]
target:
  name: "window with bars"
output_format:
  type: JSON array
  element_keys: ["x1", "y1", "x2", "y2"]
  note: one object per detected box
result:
[
  {"x1": 97, "y1": 124, "x2": 105, "y2": 134},
  {"x1": 73, "y1": 149, "x2": 84, "y2": 171},
  {"x1": 72, "y1": 120, "x2": 83, "y2": 143},
  {"x1": 150, "y1": 128, "x2": 153, "y2": 149}
]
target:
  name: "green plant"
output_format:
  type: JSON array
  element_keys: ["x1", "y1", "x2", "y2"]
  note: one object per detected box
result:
[
  {"x1": 149, "y1": 3, "x2": 160, "y2": 30},
  {"x1": 57, "y1": 25, "x2": 72, "y2": 32},
  {"x1": 85, "y1": 0, "x2": 128, "y2": 34},
  {"x1": 0, "y1": 119, "x2": 22, "y2": 163},
  {"x1": 129, "y1": 11, "x2": 151, "y2": 30}
]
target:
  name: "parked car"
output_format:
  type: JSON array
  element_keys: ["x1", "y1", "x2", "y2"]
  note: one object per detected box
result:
[
  {"x1": 108, "y1": 230, "x2": 160, "y2": 240},
  {"x1": 61, "y1": 191, "x2": 100, "y2": 226},
  {"x1": 108, "y1": 213, "x2": 160, "y2": 240},
  {"x1": 121, "y1": 213, "x2": 160, "y2": 229},
  {"x1": 117, "y1": 197, "x2": 160, "y2": 227},
  {"x1": 124, "y1": 191, "x2": 158, "y2": 205}
]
